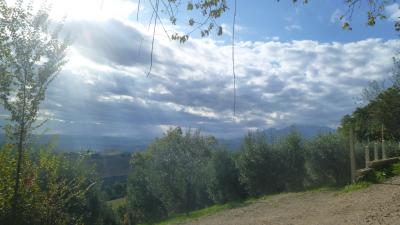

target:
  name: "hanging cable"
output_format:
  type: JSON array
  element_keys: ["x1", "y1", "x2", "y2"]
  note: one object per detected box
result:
[{"x1": 232, "y1": 0, "x2": 237, "y2": 116}]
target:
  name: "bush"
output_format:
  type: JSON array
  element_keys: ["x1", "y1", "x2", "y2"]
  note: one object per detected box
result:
[
  {"x1": 206, "y1": 149, "x2": 246, "y2": 203},
  {"x1": 0, "y1": 143, "x2": 121, "y2": 225},
  {"x1": 237, "y1": 130, "x2": 284, "y2": 196},
  {"x1": 126, "y1": 128, "x2": 219, "y2": 224},
  {"x1": 306, "y1": 133, "x2": 351, "y2": 186},
  {"x1": 273, "y1": 131, "x2": 306, "y2": 191}
]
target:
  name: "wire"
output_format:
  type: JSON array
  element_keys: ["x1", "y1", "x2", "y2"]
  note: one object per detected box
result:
[{"x1": 232, "y1": 0, "x2": 237, "y2": 116}]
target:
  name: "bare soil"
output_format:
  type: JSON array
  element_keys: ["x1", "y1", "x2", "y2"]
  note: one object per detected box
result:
[{"x1": 183, "y1": 176, "x2": 400, "y2": 225}]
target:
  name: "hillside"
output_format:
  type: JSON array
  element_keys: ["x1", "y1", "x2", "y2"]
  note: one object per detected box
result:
[
  {"x1": 179, "y1": 176, "x2": 400, "y2": 225},
  {"x1": 86, "y1": 152, "x2": 131, "y2": 178}
]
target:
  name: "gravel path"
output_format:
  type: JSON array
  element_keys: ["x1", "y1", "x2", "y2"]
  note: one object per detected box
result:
[{"x1": 183, "y1": 176, "x2": 400, "y2": 225}]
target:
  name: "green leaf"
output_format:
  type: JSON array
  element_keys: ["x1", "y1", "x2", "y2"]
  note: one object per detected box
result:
[
  {"x1": 189, "y1": 18, "x2": 195, "y2": 26},
  {"x1": 217, "y1": 26, "x2": 223, "y2": 36},
  {"x1": 187, "y1": 2, "x2": 193, "y2": 10},
  {"x1": 342, "y1": 22, "x2": 352, "y2": 30}
]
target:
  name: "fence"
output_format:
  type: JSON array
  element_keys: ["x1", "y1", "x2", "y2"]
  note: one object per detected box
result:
[{"x1": 349, "y1": 126, "x2": 400, "y2": 182}]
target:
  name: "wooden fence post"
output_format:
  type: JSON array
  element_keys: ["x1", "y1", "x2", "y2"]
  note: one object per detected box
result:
[
  {"x1": 349, "y1": 127, "x2": 356, "y2": 183},
  {"x1": 365, "y1": 144, "x2": 370, "y2": 168},
  {"x1": 374, "y1": 142, "x2": 379, "y2": 161},
  {"x1": 382, "y1": 124, "x2": 387, "y2": 159}
]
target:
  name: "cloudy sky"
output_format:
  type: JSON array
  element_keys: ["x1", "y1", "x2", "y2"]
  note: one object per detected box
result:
[{"x1": 3, "y1": 0, "x2": 400, "y2": 139}]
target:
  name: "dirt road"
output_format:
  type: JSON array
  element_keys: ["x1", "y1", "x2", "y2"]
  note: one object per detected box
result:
[{"x1": 184, "y1": 176, "x2": 400, "y2": 225}]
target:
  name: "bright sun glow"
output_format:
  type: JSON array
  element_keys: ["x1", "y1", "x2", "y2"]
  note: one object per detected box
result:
[
  {"x1": 49, "y1": 0, "x2": 137, "y2": 21},
  {"x1": 6, "y1": 0, "x2": 138, "y2": 21}
]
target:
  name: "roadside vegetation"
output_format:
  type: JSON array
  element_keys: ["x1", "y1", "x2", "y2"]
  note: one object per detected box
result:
[
  {"x1": 118, "y1": 67, "x2": 400, "y2": 225},
  {"x1": 156, "y1": 162, "x2": 400, "y2": 225}
]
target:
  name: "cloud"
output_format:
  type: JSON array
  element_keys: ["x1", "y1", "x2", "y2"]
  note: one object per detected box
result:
[
  {"x1": 64, "y1": 20, "x2": 150, "y2": 67},
  {"x1": 284, "y1": 24, "x2": 302, "y2": 31},
  {"x1": 15, "y1": 17, "x2": 398, "y2": 139},
  {"x1": 220, "y1": 23, "x2": 245, "y2": 36}
]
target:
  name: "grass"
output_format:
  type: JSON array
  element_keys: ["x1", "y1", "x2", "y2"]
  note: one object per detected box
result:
[
  {"x1": 340, "y1": 182, "x2": 371, "y2": 193},
  {"x1": 108, "y1": 197, "x2": 126, "y2": 210},
  {"x1": 147, "y1": 164, "x2": 400, "y2": 225},
  {"x1": 339, "y1": 163, "x2": 400, "y2": 194},
  {"x1": 391, "y1": 163, "x2": 400, "y2": 175},
  {"x1": 155, "y1": 200, "x2": 254, "y2": 225},
  {"x1": 155, "y1": 190, "x2": 340, "y2": 225},
  {"x1": 154, "y1": 183, "x2": 375, "y2": 225},
  {"x1": 305, "y1": 186, "x2": 339, "y2": 193},
  {"x1": 154, "y1": 194, "x2": 286, "y2": 225}
]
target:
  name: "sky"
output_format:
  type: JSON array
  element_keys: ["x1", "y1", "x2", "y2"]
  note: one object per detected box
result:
[{"x1": 2, "y1": 0, "x2": 400, "y2": 139}]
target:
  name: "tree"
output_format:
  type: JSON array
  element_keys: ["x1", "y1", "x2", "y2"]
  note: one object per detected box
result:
[
  {"x1": 371, "y1": 87, "x2": 400, "y2": 140},
  {"x1": 306, "y1": 133, "x2": 351, "y2": 186},
  {"x1": 237, "y1": 130, "x2": 283, "y2": 196},
  {"x1": 339, "y1": 86, "x2": 400, "y2": 142},
  {"x1": 0, "y1": 141, "x2": 120, "y2": 225},
  {"x1": 140, "y1": 0, "x2": 398, "y2": 44},
  {"x1": 205, "y1": 149, "x2": 246, "y2": 203},
  {"x1": 392, "y1": 56, "x2": 400, "y2": 89},
  {"x1": 360, "y1": 80, "x2": 385, "y2": 103},
  {"x1": 126, "y1": 128, "x2": 218, "y2": 224},
  {"x1": 0, "y1": 0, "x2": 68, "y2": 220},
  {"x1": 126, "y1": 153, "x2": 167, "y2": 225},
  {"x1": 341, "y1": 0, "x2": 399, "y2": 30},
  {"x1": 274, "y1": 131, "x2": 306, "y2": 191},
  {"x1": 147, "y1": 128, "x2": 214, "y2": 214}
]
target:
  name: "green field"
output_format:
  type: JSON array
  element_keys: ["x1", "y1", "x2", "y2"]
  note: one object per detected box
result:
[{"x1": 108, "y1": 197, "x2": 126, "y2": 210}]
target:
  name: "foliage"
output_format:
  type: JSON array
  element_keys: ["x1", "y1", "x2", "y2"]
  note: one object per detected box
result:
[
  {"x1": 0, "y1": 0, "x2": 67, "y2": 140},
  {"x1": 0, "y1": 143, "x2": 120, "y2": 225},
  {"x1": 126, "y1": 128, "x2": 220, "y2": 224},
  {"x1": 237, "y1": 130, "x2": 308, "y2": 195},
  {"x1": 126, "y1": 153, "x2": 167, "y2": 225},
  {"x1": 147, "y1": 0, "x2": 398, "y2": 45},
  {"x1": 102, "y1": 176, "x2": 127, "y2": 201},
  {"x1": 205, "y1": 149, "x2": 246, "y2": 204},
  {"x1": 339, "y1": 87, "x2": 400, "y2": 142},
  {"x1": 124, "y1": 125, "x2": 398, "y2": 224},
  {"x1": 341, "y1": 181, "x2": 371, "y2": 193},
  {"x1": 340, "y1": 0, "x2": 394, "y2": 30},
  {"x1": 0, "y1": 0, "x2": 68, "y2": 218},
  {"x1": 274, "y1": 131, "x2": 306, "y2": 191},
  {"x1": 155, "y1": 200, "x2": 249, "y2": 225},
  {"x1": 108, "y1": 197, "x2": 126, "y2": 210},
  {"x1": 339, "y1": 59, "x2": 400, "y2": 142},
  {"x1": 391, "y1": 163, "x2": 400, "y2": 175},
  {"x1": 306, "y1": 133, "x2": 351, "y2": 186},
  {"x1": 236, "y1": 130, "x2": 284, "y2": 196}
]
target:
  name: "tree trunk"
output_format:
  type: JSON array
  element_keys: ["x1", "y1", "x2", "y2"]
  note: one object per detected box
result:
[
  {"x1": 11, "y1": 123, "x2": 25, "y2": 224},
  {"x1": 11, "y1": 68, "x2": 28, "y2": 224}
]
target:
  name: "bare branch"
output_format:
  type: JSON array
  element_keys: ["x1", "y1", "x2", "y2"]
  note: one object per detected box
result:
[{"x1": 147, "y1": 0, "x2": 159, "y2": 77}]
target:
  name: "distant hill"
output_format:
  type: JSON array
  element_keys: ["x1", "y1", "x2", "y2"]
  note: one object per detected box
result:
[
  {"x1": 0, "y1": 124, "x2": 335, "y2": 152},
  {"x1": 86, "y1": 152, "x2": 131, "y2": 178},
  {"x1": 0, "y1": 134, "x2": 150, "y2": 152},
  {"x1": 220, "y1": 124, "x2": 335, "y2": 150},
  {"x1": 264, "y1": 124, "x2": 335, "y2": 139}
]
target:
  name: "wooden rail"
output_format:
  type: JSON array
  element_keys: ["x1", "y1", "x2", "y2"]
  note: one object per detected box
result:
[
  {"x1": 355, "y1": 141, "x2": 400, "y2": 180},
  {"x1": 350, "y1": 124, "x2": 400, "y2": 182},
  {"x1": 367, "y1": 157, "x2": 400, "y2": 169}
]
